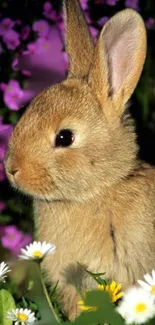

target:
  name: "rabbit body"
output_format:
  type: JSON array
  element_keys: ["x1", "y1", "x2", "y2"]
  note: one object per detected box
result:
[
  {"x1": 5, "y1": 0, "x2": 155, "y2": 319},
  {"x1": 35, "y1": 163, "x2": 155, "y2": 316}
]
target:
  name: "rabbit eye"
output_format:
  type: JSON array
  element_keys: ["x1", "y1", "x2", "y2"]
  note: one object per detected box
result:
[{"x1": 55, "y1": 129, "x2": 74, "y2": 147}]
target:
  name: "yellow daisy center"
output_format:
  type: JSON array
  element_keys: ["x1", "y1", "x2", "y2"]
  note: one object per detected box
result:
[
  {"x1": 135, "y1": 303, "x2": 147, "y2": 313},
  {"x1": 17, "y1": 313, "x2": 28, "y2": 321},
  {"x1": 151, "y1": 285, "x2": 155, "y2": 294},
  {"x1": 32, "y1": 250, "x2": 43, "y2": 258}
]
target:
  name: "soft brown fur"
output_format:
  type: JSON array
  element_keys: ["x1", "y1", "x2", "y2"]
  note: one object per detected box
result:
[{"x1": 5, "y1": 0, "x2": 155, "y2": 320}]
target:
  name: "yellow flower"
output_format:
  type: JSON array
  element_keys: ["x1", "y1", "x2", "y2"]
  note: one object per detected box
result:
[
  {"x1": 98, "y1": 281, "x2": 124, "y2": 302},
  {"x1": 78, "y1": 289, "x2": 97, "y2": 311},
  {"x1": 78, "y1": 300, "x2": 97, "y2": 311},
  {"x1": 78, "y1": 281, "x2": 124, "y2": 311}
]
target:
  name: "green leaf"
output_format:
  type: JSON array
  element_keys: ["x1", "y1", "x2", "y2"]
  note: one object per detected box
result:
[
  {"x1": 77, "y1": 263, "x2": 107, "y2": 285},
  {"x1": 0, "y1": 289, "x2": 16, "y2": 325},
  {"x1": 147, "y1": 316, "x2": 155, "y2": 325},
  {"x1": 0, "y1": 216, "x2": 12, "y2": 223},
  {"x1": 24, "y1": 261, "x2": 60, "y2": 325},
  {"x1": 52, "y1": 290, "x2": 124, "y2": 325}
]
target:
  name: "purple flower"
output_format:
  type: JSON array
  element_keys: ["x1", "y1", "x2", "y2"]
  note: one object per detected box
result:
[
  {"x1": 63, "y1": 52, "x2": 69, "y2": 70},
  {"x1": 23, "y1": 42, "x2": 37, "y2": 55},
  {"x1": 43, "y1": 2, "x2": 59, "y2": 20},
  {"x1": 21, "y1": 69, "x2": 32, "y2": 76},
  {"x1": 3, "y1": 29, "x2": 20, "y2": 50},
  {"x1": 35, "y1": 37, "x2": 50, "y2": 53},
  {"x1": 12, "y1": 56, "x2": 19, "y2": 71},
  {"x1": 97, "y1": 16, "x2": 109, "y2": 27},
  {"x1": 89, "y1": 26, "x2": 99, "y2": 38},
  {"x1": 0, "y1": 117, "x2": 13, "y2": 146},
  {"x1": 84, "y1": 12, "x2": 91, "y2": 24},
  {"x1": 80, "y1": 0, "x2": 88, "y2": 11},
  {"x1": 145, "y1": 18, "x2": 155, "y2": 30},
  {"x1": 0, "y1": 42, "x2": 3, "y2": 55},
  {"x1": 0, "y1": 226, "x2": 5, "y2": 236},
  {"x1": 96, "y1": 0, "x2": 120, "y2": 4},
  {"x1": 106, "y1": 0, "x2": 119, "y2": 5},
  {"x1": 21, "y1": 25, "x2": 31, "y2": 40},
  {"x1": 33, "y1": 20, "x2": 50, "y2": 38},
  {"x1": 18, "y1": 25, "x2": 66, "y2": 101},
  {"x1": 58, "y1": 21, "x2": 65, "y2": 38},
  {"x1": 0, "y1": 117, "x2": 13, "y2": 181},
  {"x1": 24, "y1": 38, "x2": 50, "y2": 56},
  {"x1": 125, "y1": 0, "x2": 139, "y2": 10},
  {"x1": 1, "y1": 225, "x2": 22, "y2": 250},
  {"x1": 0, "y1": 148, "x2": 6, "y2": 181},
  {"x1": 43, "y1": 1, "x2": 52, "y2": 14},
  {"x1": 15, "y1": 19, "x2": 22, "y2": 26},
  {"x1": 0, "y1": 18, "x2": 15, "y2": 37},
  {"x1": 1, "y1": 225, "x2": 32, "y2": 256},
  {"x1": 12, "y1": 233, "x2": 32, "y2": 255},
  {"x1": 0, "y1": 201, "x2": 5, "y2": 212},
  {"x1": 2, "y1": 80, "x2": 24, "y2": 110}
]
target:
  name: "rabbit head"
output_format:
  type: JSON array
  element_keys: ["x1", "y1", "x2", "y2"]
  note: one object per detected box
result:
[{"x1": 5, "y1": 0, "x2": 146, "y2": 203}]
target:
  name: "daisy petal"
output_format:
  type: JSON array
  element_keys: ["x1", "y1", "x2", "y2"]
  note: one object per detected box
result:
[
  {"x1": 137, "y1": 280, "x2": 151, "y2": 291},
  {"x1": 19, "y1": 241, "x2": 56, "y2": 261},
  {"x1": 152, "y1": 270, "x2": 155, "y2": 281},
  {"x1": 144, "y1": 273, "x2": 154, "y2": 285}
]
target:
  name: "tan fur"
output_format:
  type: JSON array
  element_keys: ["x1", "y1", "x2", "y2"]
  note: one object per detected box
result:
[{"x1": 4, "y1": 0, "x2": 155, "y2": 320}]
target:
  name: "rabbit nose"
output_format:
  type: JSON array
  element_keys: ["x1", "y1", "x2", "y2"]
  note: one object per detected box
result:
[{"x1": 8, "y1": 169, "x2": 19, "y2": 176}]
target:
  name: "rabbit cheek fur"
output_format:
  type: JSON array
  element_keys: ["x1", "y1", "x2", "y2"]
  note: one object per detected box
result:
[{"x1": 5, "y1": 0, "x2": 155, "y2": 320}]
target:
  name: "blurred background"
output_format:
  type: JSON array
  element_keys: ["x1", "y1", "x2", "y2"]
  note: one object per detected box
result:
[{"x1": 0, "y1": 0, "x2": 155, "y2": 261}]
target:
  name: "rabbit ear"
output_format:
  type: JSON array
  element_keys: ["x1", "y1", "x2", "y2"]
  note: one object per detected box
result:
[
  {"x1": 64, "y1": 0, "x2": 94, "y2": 78},
  {"x1": 88, "y1": 9, "x2": 147, "y2": 116}
]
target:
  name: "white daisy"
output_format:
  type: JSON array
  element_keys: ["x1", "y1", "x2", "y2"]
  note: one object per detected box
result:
[
  {"x1": 138, "y1": 270, "x2": 155, "y2": 295},
  {"x1": 0, "y1": 262, "x2": 11, "y2": 283},
  {"x1": 19, "y1": 241, "x2": 56, "y2": 261},
  {"x1": 117, "y1": 287, "x2": 155, "y2": 324},
  {"x1": 6, "y1": 308, "x2": 36, "y2": 325}
]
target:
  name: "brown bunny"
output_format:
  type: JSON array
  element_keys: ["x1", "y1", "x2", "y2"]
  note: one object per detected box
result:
[{"x1": 5, "y1": 0, "x2": 155, "y2": 319}]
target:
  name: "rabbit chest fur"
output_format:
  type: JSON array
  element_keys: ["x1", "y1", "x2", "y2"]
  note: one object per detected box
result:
[{"x1": 34, "y1": 166, "x2": 155, "y2": 289}]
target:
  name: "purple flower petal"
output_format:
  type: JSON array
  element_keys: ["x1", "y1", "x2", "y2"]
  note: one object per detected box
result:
[
  {"x1": 33, "y1": 20, "x2": 50, "y2": 38},
  {"x1": 0, "y1": 42, "x2": 3, "y2": 55},
  {"x1": 89, "y1": 26, "x2": 99, "y2": 38},
  {"x1": 125, "y1": 0, "x2": 139, "y2": 10},
  {"x1": 3, "y1": 80, "x2": 24, "y2": 110},
  {"x1": 80, "y1": 0, "x2": 88, "y2": 11},
  {"x1": 21, "y1": 25, "x2": 31, "y2": 40},
  {"x1": 43, "y1": 2, "x2": 52, "y2": 14},
  {"x1": 1, "y1": 224, "x2": 32, "y2": 255},
  {"x1": 0, "y1": 201, "x2": 5, "y2": 212},
  {"x1": 97, "y1": 16, "x2": 109, "y2": 27},
  {"x1": 12, "y1": 56, "x2": 19, "y2": 71},
  {"x1": 0, "y1": 18, "x2": 15, "y2": 37},
  {"x1": 0, "y1": 119, "x2": 13, "y2": 181},
  {"x1": 3, "y1": 29, "x2": 20, "y2": 50},
  {"x1": 18, "y1": 25, "x2": 66, "y2": 103},
  {"x1": 145, "y1": 18, "x2": 155, "y2": 30}
]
